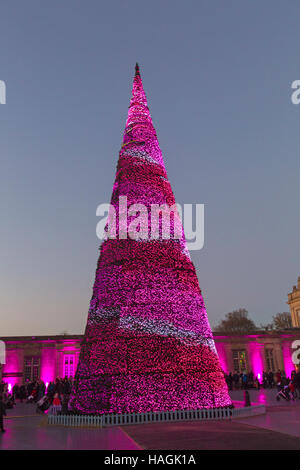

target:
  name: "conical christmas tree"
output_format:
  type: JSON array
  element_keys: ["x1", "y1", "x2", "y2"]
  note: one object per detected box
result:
[{"x1": 70, "y1": 64, "x2": 232, "y2": 413}]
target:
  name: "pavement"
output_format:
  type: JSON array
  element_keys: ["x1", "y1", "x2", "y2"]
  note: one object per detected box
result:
[
  {"x1": 0, "y1": 402, "x2": 140, "y2": 450},
  {"x1": 123, "y1": 390, "x2": 300, "y2": 450},
  {"x1": 123, "y1": 420, "x2": 300, "y2": 450},
  {"x1": 0, "y1": 389, "x2": 299, "y2": 450}
]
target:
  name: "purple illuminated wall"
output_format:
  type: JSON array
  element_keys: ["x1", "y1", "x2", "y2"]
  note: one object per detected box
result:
[
  {"x1": 248, "y1": 341, "x2": 264, "y2": 383},
  {"x1": 70, "y1": 64, "x2": 232, "y2": 413},
  {"x1": 40, "y1": 346, "x2": 56, "y2": 385},
  {"x1": 1, "y1": 348, "x2": 23, "y2": 388}
]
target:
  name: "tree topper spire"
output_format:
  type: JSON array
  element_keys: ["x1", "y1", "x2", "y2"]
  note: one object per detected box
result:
[{"x1": 135, "y1": 62, "x2": 140, "y2": 77}]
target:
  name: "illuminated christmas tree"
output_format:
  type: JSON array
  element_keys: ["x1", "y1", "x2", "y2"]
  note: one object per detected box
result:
[{"x1": 70, "y1": 64, "x2": 232, "y2": 413}]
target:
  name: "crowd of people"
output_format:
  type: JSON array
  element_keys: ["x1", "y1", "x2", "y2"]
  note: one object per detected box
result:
[
  {"x1": 225, "y1": 371, "x2": 257, "y2": 390},
  {"x1": 224, "y1": 369, "x2": 300, "y2": 399},
  {"x1": 0, "y1": 377, "x2": 74, "y2": 421}
]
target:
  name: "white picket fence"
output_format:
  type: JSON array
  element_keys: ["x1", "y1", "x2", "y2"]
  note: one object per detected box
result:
[{"x1": 47, "y1": 404, "x2": 265, "y2": 428}]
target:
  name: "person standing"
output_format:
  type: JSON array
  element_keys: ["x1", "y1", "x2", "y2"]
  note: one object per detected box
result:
[
  {"x1": 276, "y1": 370, "x2": 282, "y2": 385},
  {"x1": 0, "y1": 395, "x2": 6, "y2": 432}
]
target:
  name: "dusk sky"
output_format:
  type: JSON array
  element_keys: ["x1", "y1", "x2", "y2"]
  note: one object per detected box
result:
[{"x1": 1, "y1": 1, "x2": 299, "y2": 336}]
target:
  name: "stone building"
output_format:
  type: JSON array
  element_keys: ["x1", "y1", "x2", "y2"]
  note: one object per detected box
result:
[
  {"x1": 0, "y1": 335, "x2": 82, "y2": 388},
  {"x1": 0, "y1": 329, "x2": 299, "y2": 388},
  {"x1": 288, "y1": 276, "x2": 300, "y2": 327},
  {"x1": 214, "y1": 329, "x2": 299, "y2": 379}
]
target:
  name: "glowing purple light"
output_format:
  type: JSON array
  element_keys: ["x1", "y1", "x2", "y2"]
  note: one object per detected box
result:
[
  {"x1": 40, "y1": 347, "x2": 56, "y2": 384},
  {"x1": 249, "y1": 342, "x2": 264, "y2": 383},
  {"x1": 215, "y1": 342, "x2": 229, "y2": 374}
]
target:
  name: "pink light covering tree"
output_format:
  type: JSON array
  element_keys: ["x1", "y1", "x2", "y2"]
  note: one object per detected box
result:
[{"x1": 70, "y1": 64, "x2": 232, "y2": 413}]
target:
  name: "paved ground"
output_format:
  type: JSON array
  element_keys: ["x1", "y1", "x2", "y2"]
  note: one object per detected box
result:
[
  {"x1": 0, "y1": 403, "x2": 140, "y2": 450},
  {"x1": 123, "y1": 390, "x2": 300, "y2": 449},
  {"x1": 123, "y1": 420, "x2": 300, "y2": 450},
  {"x1": 0, "y1": 389, "x2": 299, "y2": 450}
]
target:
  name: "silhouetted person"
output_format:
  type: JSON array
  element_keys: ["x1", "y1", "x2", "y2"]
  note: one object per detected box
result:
[{"x1": 0, "y1": 395, "x2": 6, "y2": 432}]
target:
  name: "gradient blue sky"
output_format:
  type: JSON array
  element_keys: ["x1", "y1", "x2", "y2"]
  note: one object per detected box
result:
[{"x1": 1, "y1": 1, "x2": 299, "y2": 335}]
